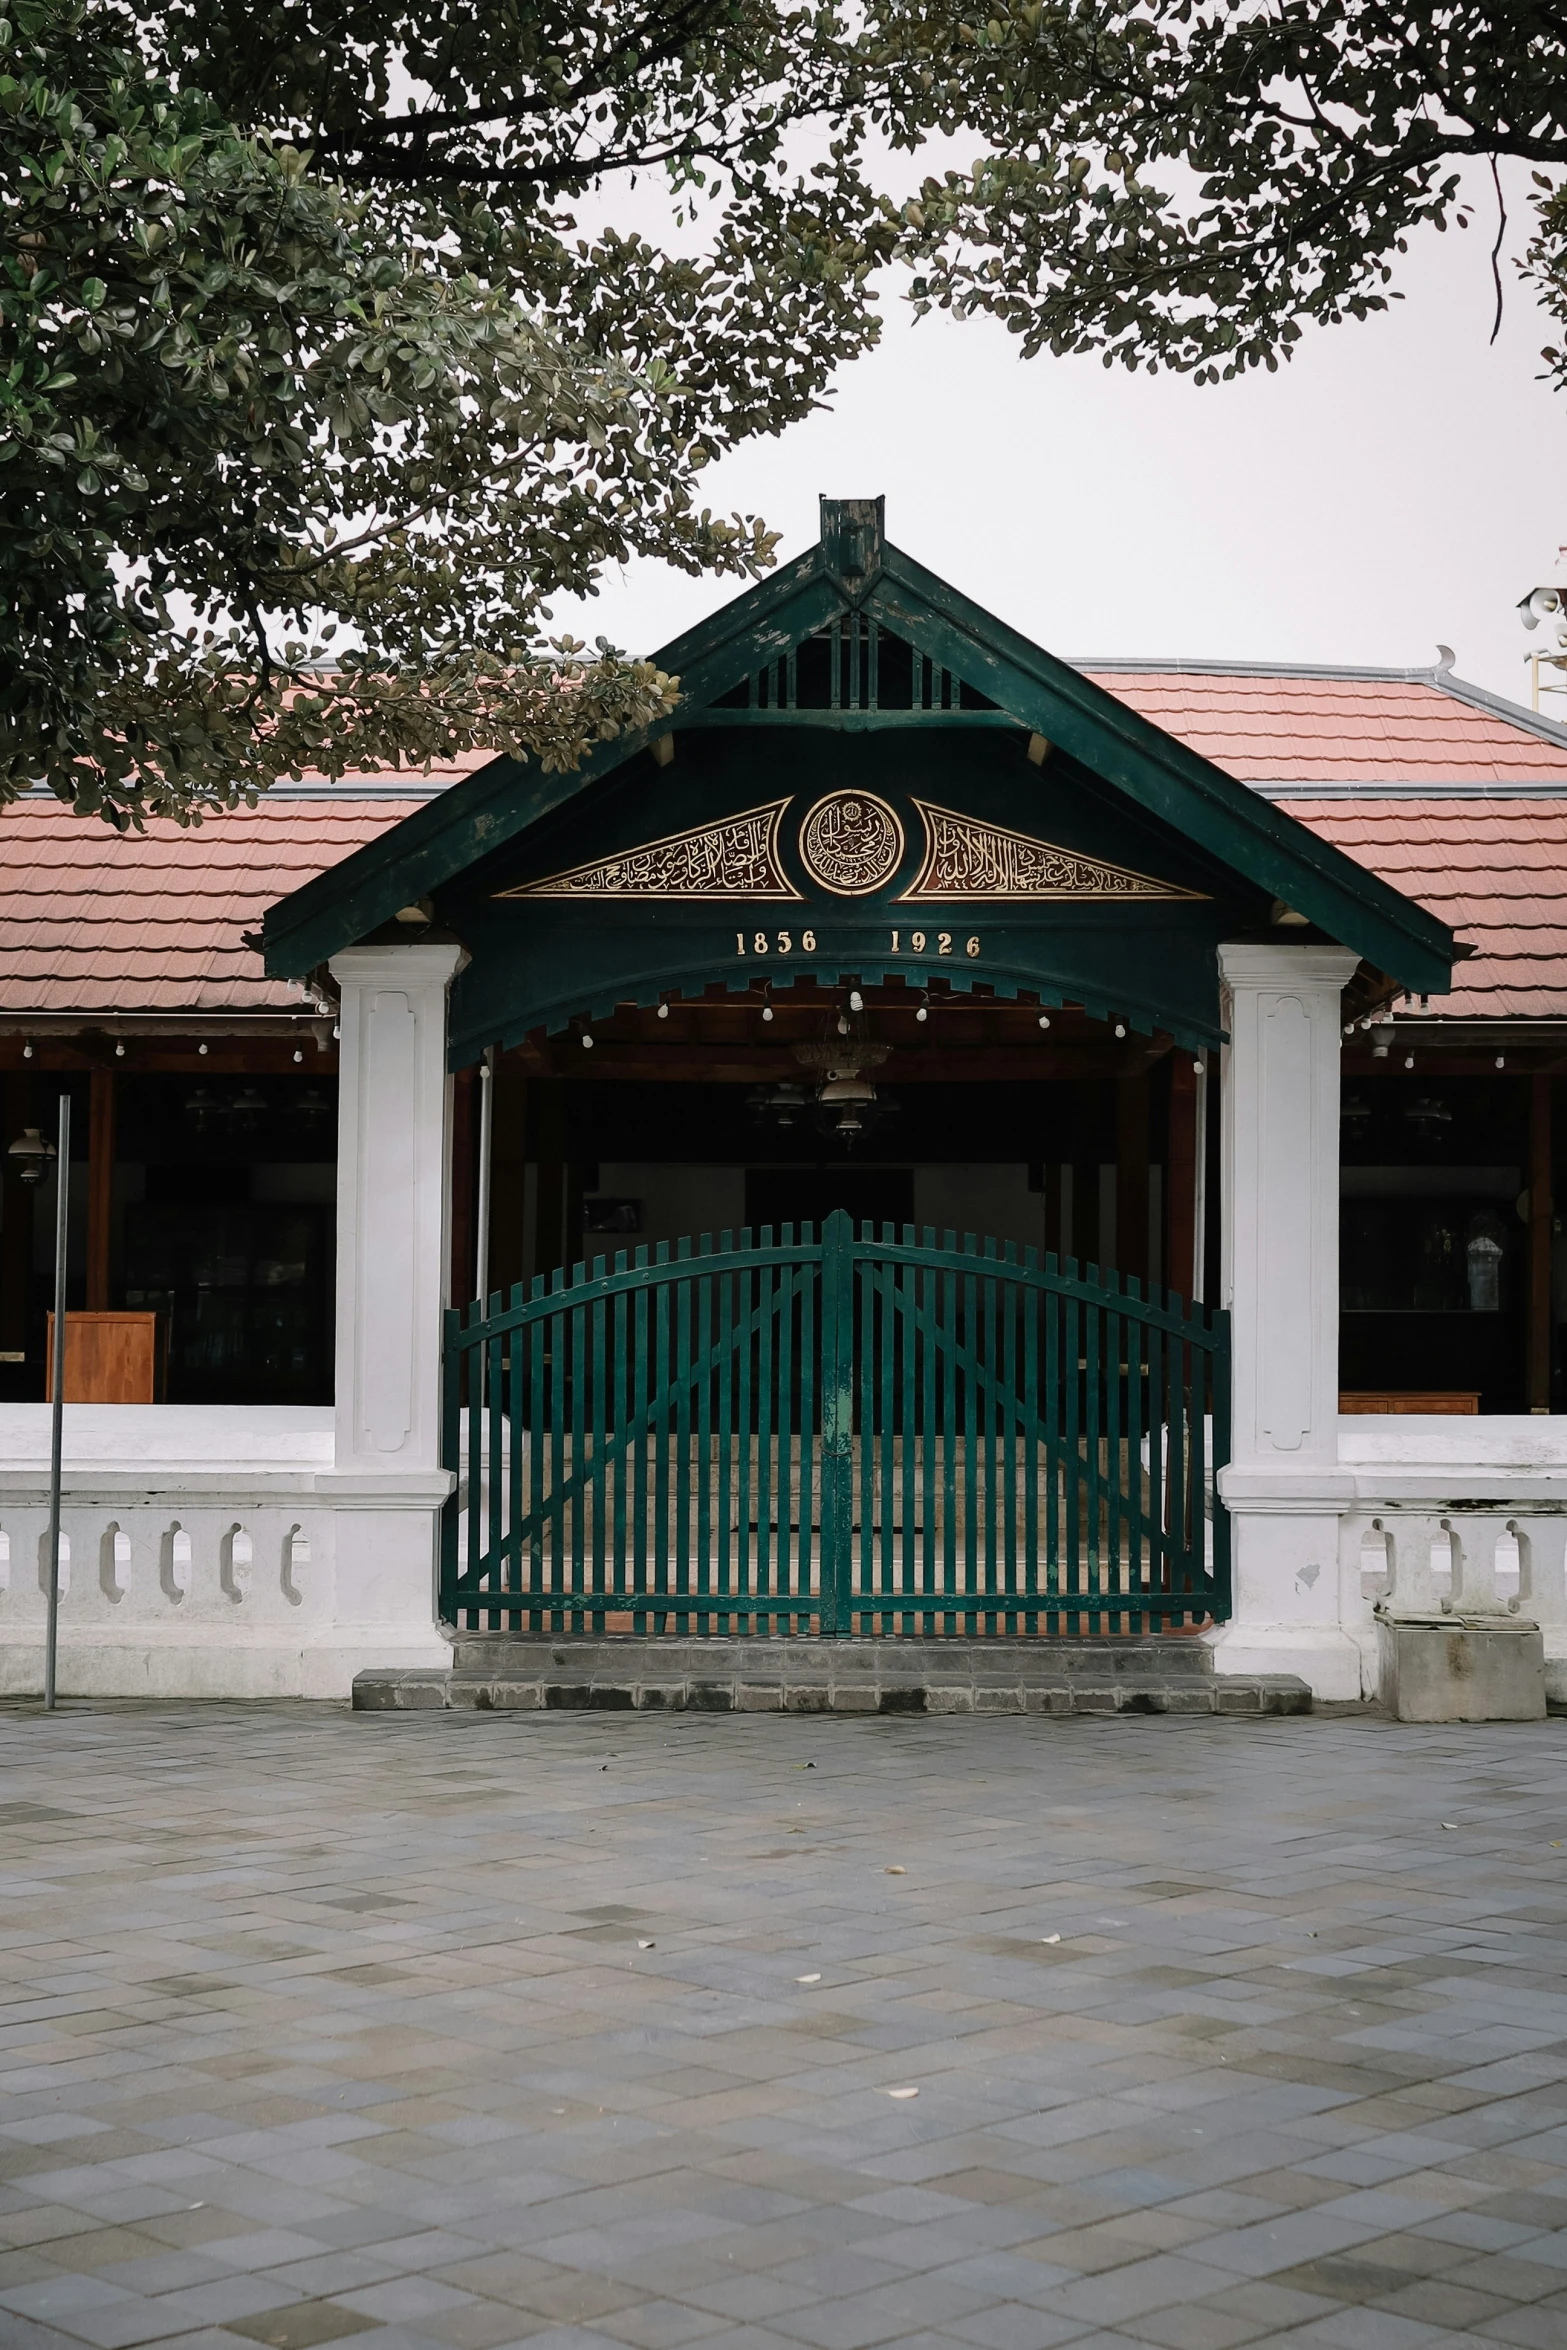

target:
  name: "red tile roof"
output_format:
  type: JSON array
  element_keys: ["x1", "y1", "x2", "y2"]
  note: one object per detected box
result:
[
  {"x1": 1082, "y1": 667, "x2": 1567, "y2": 786},
  {"x1": 1275, "y1": 799, "x2": 1567, "y2": 1020},
  {"x1": 3, "y1": 673, "x2": 1565, "y2": 1023},
  {"x1": 0, "y1": 796, "x2": 424, "y2": 1017}
]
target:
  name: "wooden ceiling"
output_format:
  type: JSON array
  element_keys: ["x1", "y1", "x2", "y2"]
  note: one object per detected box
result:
[{"x1": 513, "y1": 982, "x2": 1176, "y2": 1084}]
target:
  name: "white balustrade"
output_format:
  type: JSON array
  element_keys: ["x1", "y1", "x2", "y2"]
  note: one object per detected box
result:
[{"x1": 0, "y1": 1403, "x2": 449, "y2": 1698}]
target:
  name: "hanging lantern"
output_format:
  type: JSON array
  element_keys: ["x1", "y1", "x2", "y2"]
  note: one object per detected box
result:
[{"x1": 6, "y1": 1127, "x2": 55, "y2": 1185}]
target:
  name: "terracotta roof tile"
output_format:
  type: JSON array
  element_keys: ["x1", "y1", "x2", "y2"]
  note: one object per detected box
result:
[
  {"x1": 0, "y1": 797, "x2": 421, "y2": 1015},
  {"x1": 5, "y1": 676, "x2": 1566, "y2": 1023},
  {"x1": 1275, "y1": 797, "x2": 1567, "y2": 1019},
  {"x1": 1082, "y1": 669, "x2": 1567, "y2": 784}
]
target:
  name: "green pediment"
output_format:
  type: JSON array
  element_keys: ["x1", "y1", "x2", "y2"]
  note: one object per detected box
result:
[{"x1": 262, "y1": 494, "x2": 1456, "y2": 1048}]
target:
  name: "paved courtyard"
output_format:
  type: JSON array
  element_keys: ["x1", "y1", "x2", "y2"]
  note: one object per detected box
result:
[{"x1": 0, "y1": 1706, "x2": 1565, "y2": 2350}]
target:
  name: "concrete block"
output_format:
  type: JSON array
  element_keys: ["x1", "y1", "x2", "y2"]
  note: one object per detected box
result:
[
  {"x1": 736, "y1": 1683, "x2": 785, "y2": 1711},
  {"x1": 458, "y1": 1679, "x2": 543, "y2": 1710},
  {"x1": 924, "y1": 1686, "x2": 973, "y2": 1713},
  {"x1": 1378, "y1": 1611, "x2": 1546, "y2": 1722},
  {"x1": 830, "y1": 1687, "x2": 880, "y2": 1711},
  {"x1": 635, "y1": 1684, "x2": 687, "y2": 1710},
  {"x1": 974, "y1": 1688, "x2": 1026, "y2": 1713},
  {"x1": 353, "y1": 1669, "x2": 446, "y2": 1711},
  {"x1": 687, "y1": 1681, "x2": 735, "y2": 1711},
  {"x1": 1255, "y1": 1676, "x2": 1313, "y2": 1715},
  {"x1": 784, "y1": 1686, "x2": 832, "y2": 1711}
]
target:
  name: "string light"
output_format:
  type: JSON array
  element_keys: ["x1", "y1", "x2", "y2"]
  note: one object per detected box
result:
[
  {"x1": 1114, "y1": 1022, "x2": 1127, "y2": 1039},
  {"x1": 581, "y1": 1032, "x2": 594, "y2": 1050},
  {"x1": 848, "y1": 989, "x2": 864, "y2": 1013},
  {"x1": 656, "y1": 1001, "x2": 670, "y2": 1020},
  {"x1": 1037, "y1": 1013, "x2": 1051, "y2": 1031},
  {"x1": 114, "y1": 1041, "x2": 125, "y2": 1058}
]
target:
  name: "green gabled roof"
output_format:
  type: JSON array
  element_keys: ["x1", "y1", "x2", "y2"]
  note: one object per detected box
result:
[{"x1": 263, "y1": 498, "x2": 1455, "y2": 995}]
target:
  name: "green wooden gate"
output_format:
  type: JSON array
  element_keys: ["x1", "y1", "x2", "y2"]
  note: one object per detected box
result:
[{"x1": 441, "y1": 1214, "x2": 1230, "y2": 1636}]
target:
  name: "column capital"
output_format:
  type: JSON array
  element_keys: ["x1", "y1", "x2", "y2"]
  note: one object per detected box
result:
[
  {"x1": 330, "y1": 941, "x2": 465, "y2": 990},
  {"x1": 1218, "y1": 941, "x2": 1360, "y2": 991}
]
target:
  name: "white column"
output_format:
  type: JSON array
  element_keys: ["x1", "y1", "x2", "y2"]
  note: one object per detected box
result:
[
  {"x1": 1206, "y1": 943, "x2": 1364, "y2": 1698},
  {"x1": 330, "y1": 942, "x2": 462, "y2": 1474},
  {"x1": 312, "y1": 941, "x2": 464, "y2": 1689}
]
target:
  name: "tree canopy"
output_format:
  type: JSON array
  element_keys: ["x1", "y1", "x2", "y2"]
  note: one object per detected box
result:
[{"x1": 4, "y1": 2, "x2": 1562, "y2": 826}]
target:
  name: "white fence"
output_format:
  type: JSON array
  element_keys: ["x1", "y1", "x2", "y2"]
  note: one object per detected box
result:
[
  {"x1": 1339, "y1": 1420, "x2": 1567, "y2": 1701},
  {"x1": 0, "y1": 1406, "x2": 448, "y2": 1698}
]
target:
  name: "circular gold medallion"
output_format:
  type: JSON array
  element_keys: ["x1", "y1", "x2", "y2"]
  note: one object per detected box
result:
[{"x1": 798, "y1": 792, "x2": 904, "y2": 896}]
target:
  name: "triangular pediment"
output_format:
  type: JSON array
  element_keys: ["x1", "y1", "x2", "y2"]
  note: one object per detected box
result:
[
  {"x1": 498, "y1": 801, "x2": 801, "y2": 901},
  {"x1": 901, "y1": 803, "x2": 1206, "y2": 903},
  {"x1": 262, "y1": 495, "x2": 1456, "y2": 1000}
]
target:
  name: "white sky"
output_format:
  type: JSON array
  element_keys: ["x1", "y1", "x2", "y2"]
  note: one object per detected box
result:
[{"x1": 551, "y1": 164, "x2": 1566, "y2": 715}]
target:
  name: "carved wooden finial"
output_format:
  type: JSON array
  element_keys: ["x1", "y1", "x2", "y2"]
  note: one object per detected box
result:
[{"x1": 818, "y1": 496, "x2": 885, "y2": 596}]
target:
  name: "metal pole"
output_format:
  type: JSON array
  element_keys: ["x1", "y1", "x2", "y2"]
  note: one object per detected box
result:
[
  {"x1": 475, "y1": 1046, "x2": 495, "y2": 1305},
  {"x1": 1191, "y1": 1050, "x2": 1208, "y2": 1305},
  {"x1": 44, "y1": 1091, "x2": 70, "y2": 1712}
]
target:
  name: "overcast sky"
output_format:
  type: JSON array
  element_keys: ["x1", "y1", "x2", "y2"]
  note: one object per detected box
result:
[{"x1": 552, "y1": 163, "x2": 1565, "y2": 716}]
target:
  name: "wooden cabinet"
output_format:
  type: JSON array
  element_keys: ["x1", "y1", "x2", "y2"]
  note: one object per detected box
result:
[{"x1": 45, "y1": 1311, "x2": 163, "y2": 1403}]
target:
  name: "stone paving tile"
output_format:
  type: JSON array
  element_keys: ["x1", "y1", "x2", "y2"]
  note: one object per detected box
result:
[{"x1": 0, "y1": 1704, "x2": 1564, "y2": 2350}]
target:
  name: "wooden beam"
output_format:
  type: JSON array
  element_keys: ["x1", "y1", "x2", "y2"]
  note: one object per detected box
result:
[
  {"x1": 449, "y1": 1064, "x2": 476, "y2": 1307},
  {"x1": 488, "y1": 1058, "x2": 529, "y2": 1299},
  {"x1": 542, "y1": 1044, "x2": 1163, "y2": 1084},
  {"x1": 0, "y1": 1041, "x2": 337, "y2": 1075},
  {"x1": 1529, "y1": 1072, "x2": 1554, "y2": 1412},
  {"x1": 0, "y1": 1072, "x2": 31, "y2": 1364},
  {"x1": 86, "y1": 1066, "x2": 115, "y2": 1312},
  {"x1": 1166, "y1": 1054, "x2": 1198, "y2": 1305},
  {"x1": 1116, "y1": 1071, "x2": 1150, "y2": 1283},
  {"x1": 532, "y1": 1077, "x2": 567, "y2": 1281}
]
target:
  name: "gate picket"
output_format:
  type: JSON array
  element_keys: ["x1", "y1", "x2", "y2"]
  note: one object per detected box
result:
[{"x1": 441, "y1": 1212, "x2": 1231, "y2": 1636}]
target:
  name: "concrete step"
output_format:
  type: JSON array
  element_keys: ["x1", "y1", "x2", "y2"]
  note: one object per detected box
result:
[{"x1": 353, "y1": 1637, "x2": 1310, "y2": 1717}]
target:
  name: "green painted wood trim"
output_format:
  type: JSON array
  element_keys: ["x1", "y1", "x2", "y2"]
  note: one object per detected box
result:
[
  {"x1": 448, "y1": 954, "x2": 1221, "y2": 1066},
  {"x1": 868, "y1": 547, "x2": 1455, "y2": 994},
  {"x1": 265, "y1": 514, "x2": 1454, "y2": 997},
  {"x1": 261, "y1": 562, "x2": 846, "y2": 978}
]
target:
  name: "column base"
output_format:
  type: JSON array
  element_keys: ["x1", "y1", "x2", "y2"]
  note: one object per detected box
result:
[
  {"x1": 1204, "y1": 1619, "x2": 1370, "y2": 1703},
  {"x1": 1212, "y1": 1477, "x2": 1370, "y2": 1701}
]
